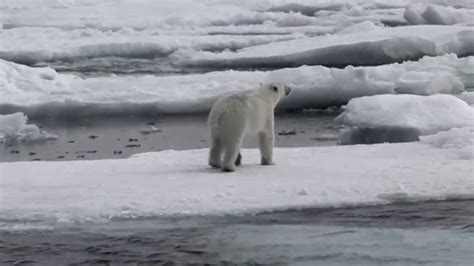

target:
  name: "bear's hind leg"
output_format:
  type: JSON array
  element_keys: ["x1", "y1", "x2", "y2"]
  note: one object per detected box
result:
[
  {"x1": 222, "y1": 137, "x2": 244, "y2": 172},
  {"x1": 209, "y1": 136, "x2": 223, "y2": 168},
  {"x1": 235, "y1": 153, "x2": 242, "y2": 166}
]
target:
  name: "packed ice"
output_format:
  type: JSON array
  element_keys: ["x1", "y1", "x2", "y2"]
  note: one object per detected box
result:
[{"x1": 0, "y1": 112, "x2": 57, "y2": 143}]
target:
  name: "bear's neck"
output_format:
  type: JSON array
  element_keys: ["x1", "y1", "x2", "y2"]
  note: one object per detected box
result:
[{"x1": 250, "y1": 90, "x2": 279, "y2": 107}]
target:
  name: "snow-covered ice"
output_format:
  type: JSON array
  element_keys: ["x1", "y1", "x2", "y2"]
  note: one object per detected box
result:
[
  {"x1": 178, "y1": 25, "x2": 474, "y2": 68},
  {"x1": 1, "y1": 139, "x2": 473, "y2": 229},
  {"x1": 1, "y1": 54, "x2": 472, "y2": 116},
  {"x1": 337, "y1": 94, "x2": 474, "y2": 144},
  {"x1": 0, "y1": 112, "x2": 57, "y2": 143}
]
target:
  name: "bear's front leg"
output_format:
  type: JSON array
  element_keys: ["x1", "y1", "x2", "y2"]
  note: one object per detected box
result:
[{"x1": 259, "y1": 130, "x2": 274, "y2": 166}]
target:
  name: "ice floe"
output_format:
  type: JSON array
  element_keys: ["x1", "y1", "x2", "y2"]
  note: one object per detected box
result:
[
  {"x1": 178, "y1": 25, "x2": 474, "y2": 69},
  {"x1": 1, "y1": 54, "x2": 472, "y2": 116},
  {"x1": 1, "y1": 140, "x2": 472, "y2": 228},
  {"x1": 337, "y1": 94, "x2": 474, "y2": 144}
]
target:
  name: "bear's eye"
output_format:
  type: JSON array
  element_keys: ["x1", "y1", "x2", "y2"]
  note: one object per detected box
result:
[{"x1": 272, "y1": 86, "x2": 278, "y2": 92}]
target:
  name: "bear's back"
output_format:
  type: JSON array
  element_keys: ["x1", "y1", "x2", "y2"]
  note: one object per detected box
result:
[{"x1": 208, "y1": 94, "x2": 250, "y2": 129}]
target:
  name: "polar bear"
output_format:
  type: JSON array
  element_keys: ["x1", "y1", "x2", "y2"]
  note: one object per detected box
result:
[{"x1": 208, "y1": 83, "x2": 291, "y2": 172}]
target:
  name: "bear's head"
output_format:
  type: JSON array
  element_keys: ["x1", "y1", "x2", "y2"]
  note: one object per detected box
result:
[{"x1": 259, "y1": 83, "x2": 291, "y2": 106}]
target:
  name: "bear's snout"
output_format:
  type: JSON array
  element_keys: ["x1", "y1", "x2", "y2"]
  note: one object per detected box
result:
[{"x1": 284, "y1": 86, "x2": 291, "y2": 96}]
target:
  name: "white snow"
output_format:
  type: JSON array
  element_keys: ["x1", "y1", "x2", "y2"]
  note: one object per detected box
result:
[
  {"x1": 1, "y1": 54, "x2": 472, "y2": 116},
  {"x1": 404, "y1": 4, "x2": 474, "y2": 25},
  {"x1": 1, "y1": 141, "x2": 473, "y2": 229},
  {"x1": 337, "y1": 94, "x2": 474, "y2": 135},
  {"x1": 0, "y1": 112, "x2": 57, "y2": 143}
]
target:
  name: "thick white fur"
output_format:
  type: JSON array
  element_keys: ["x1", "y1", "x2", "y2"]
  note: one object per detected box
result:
[{"x1": 208, "y1": 83, "x2": 290, "y2": 172}]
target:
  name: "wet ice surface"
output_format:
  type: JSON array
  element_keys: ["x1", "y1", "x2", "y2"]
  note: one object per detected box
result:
[
  {"x1": 0, "y1": 111, "x2": 340, "y2": 162},
  {"x1": 1, "y1": 200, "x2": 473, "y2": 265}
]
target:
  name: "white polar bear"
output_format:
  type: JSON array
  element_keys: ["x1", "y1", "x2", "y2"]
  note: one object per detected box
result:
[{"x1": 208, "y1": 83, "x2": 291, "y2": 172}]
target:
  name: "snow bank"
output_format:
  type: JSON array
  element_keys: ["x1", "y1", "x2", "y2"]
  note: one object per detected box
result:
[
  {"x1": 404, "y1": 4, "x2": 474, "y2": 25},
  {"x1": 420, "y1": 127, "x2": 474, "y2": 159},
  {"x1": 1, "y1": 141, "x2": 472, "y2": 229},
  {"x1": 337, "y1": 94, "x2": 474, "y2": 144},
  {"x1": 0, "y1": 112, "x2": 57, "y2": 143},
  {"x1": 1, "y1": 55, "x2": 472, "y2": 116},
  {"x1": 178, "y1": 25, "x2": 474, "y2": 68}
]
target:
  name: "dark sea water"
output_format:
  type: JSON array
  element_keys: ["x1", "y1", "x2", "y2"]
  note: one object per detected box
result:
[
  {"x1": 0, "y1": 112, "x2": 340, "y2": 162},
  {"x1": 1, "y1": 200, "x2": 473, "y2": 265}
]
